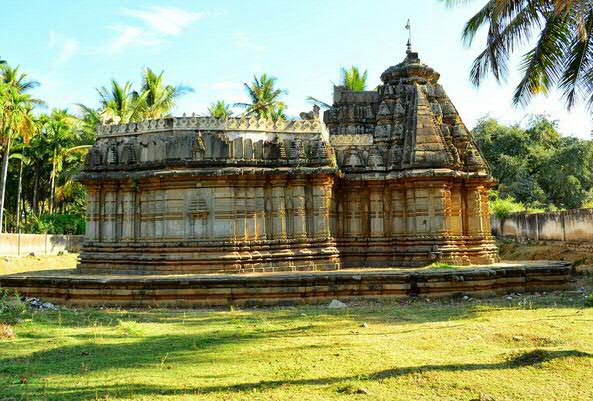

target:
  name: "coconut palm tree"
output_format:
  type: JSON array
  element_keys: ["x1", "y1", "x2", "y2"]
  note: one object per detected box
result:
[
  {"x1": 270, "y1": 104, "x2": 287, "y2": 122},
  {"x1": 443, "y1": 0, "x2": 593, "y2": 109},
  {"x1": 208, "y1": 100, "x2": 233, "y2": 119},
  {"x1": 96, "y1": 80, "x2": 146, "y2": 124},
  {"x1": 76, "y1": 104, "x2": 101, "y2": 139},
  {"x1": 1, "y1": 64, "x2": 40, "y2": 93},
  {"x1": 0, "y1": 84, "x2": 37, "y2": 231},
  {"x1": 341, "y1": 66, "x2": 368, "y2": 91},
  {"x1": 307, "y1": 65, "x2": 369, "y2": 109},
  {"x1": 236, "y1": 74, "x2": 287, "y2": 118},
  {"x1": 40, "y1": 109, "x2": 81, "y2": 214},
  {"x1": 138, "y1": 68, "x2": 193, "y2": 119}
]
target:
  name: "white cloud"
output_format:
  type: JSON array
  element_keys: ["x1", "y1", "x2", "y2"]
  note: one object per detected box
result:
[
  {"x1": 121, "y1": 6, "x2": 206, "y2": 36},
  {"x1": 106, "y1": 25, "x2": 165, "y2": 54},
  {"x1": 97, "y1": 6, "x2": 210, "y2": 55},
  {"x1": 234, "y1": 33, "x2": 265, "y2": 52},
  {"x1": 48, "y1": 30, "x2": 80, "y2": 64}
]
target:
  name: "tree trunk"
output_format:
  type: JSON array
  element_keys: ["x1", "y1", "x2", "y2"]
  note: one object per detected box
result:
[
  {"x1": 49, "y1": 148, "x2": 56, "y2": 215},
  {"x1": 32, "y1": 166, "x2": 38, "y2": 213},
  {"x1": 0, "y1": 139, "x2": 12, "y2": 234},
  {"x1": 16, "y1": 158, "x2": 23, "y2": 233}
]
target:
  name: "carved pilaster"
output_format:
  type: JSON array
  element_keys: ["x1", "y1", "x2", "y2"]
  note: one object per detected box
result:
[
  {"x1": 271, "y1": 177, "x2": 287, "y2": 240},
  {"x1": 291, "y1": 176, "x2": 307, "y2": 240},
  {"x1": 368, "y1": 181, "x2": 385, "y2": 238}
]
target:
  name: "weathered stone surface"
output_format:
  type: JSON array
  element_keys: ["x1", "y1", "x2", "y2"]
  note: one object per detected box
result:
[
  {"x1": 77, "y1": 51, "x2": 498, "y2": 275},
  {"x1": 0, "y1": 262, "x2": 572, "y2": 307}
]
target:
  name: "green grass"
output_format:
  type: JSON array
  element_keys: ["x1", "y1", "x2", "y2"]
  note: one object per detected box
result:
[
  {"x1": 1, "y1": 288, "x2": 593, "y2": 401},
  {"x1": 0, "y1": 254, "x2": 78, "y2": 276},
  {"x1": 427, "y1": 262, "x2": 456, "y2": 270}
]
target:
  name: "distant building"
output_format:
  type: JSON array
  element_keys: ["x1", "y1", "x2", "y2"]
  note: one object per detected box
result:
[{"x1": 78, "y1": 51, "x2": 498, "y2": 275}]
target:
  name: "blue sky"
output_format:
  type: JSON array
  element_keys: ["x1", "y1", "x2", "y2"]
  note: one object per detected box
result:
[{"x1": 2, "y1": 0, "x2": 591, "y2": 138}]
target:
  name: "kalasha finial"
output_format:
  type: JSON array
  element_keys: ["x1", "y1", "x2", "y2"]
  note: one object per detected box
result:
[{"x1": 405, "y1": 19, "x2": 412, "y2": 54}]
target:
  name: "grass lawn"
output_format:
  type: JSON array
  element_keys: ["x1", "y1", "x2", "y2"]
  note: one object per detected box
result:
[
  {"x1": 1, "y1": 286, "x2": 593, "y2": 401},
  {"x1": 0, "y1": 254, "x2": 78, "y2": 276}
]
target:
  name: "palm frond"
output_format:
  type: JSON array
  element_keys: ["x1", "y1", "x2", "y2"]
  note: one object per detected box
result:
[{"x1": 513, "y1": 11, "x2": 571, "y2": 106}]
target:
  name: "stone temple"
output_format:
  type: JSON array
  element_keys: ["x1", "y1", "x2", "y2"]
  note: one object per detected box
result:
[{"x1": 77, "y1": 51, "x2": 498, "y2": 275}]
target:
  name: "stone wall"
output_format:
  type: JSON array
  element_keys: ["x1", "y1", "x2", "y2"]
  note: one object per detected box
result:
[
  {"x1": 0, "y1": 234, "x2": 84, "y2": 256},
  {"x1": 491, "y1": 209, "x2": 593, "y2": 246}
]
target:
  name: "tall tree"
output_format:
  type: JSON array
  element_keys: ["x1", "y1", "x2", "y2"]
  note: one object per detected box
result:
[
  {"x1": 138, "y1": 68, "x2": 193, "y2": 119},
  {"x1": 236, "y1": 74, "x2": 287, "y2": 119},
  {"x1": 208, "y1": 100, "x2": 233, "y2": 119},
  {"x1": 443, "y1": 0, "x2": 593, "y2": 109},
  {"x1": 39, "y1": 109, "x2": 80, "y2": 214},
  {"x1": 0, "y1": 84, "x2": 37, "y2": 231}
]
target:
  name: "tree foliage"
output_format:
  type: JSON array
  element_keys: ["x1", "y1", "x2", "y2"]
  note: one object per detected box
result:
[
  {"x1": 474, "y1": 115, "x2": 593, "y2": 210},
  {"x1": 0, "y1": 64, "x2": 190, "y2": 234},
  {"x1": 236, "y1": 74, "x2": 287, "y2": 119},
  {"x1": 341, "y1": 66, "x2": 368, "y2": 91},
  {"x1": 444, "y1": 0, "x2": 593, "y2": 110},
  {"x1": 208, "y1": 100, "x2": 233, "y2": 119}
]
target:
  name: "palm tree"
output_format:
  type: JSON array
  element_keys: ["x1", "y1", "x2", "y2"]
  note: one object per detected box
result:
[
  {"x1": 0, "y1": 84, "x2": 37, "y2": 231},
  {"x1": 40, "y1": 109, "x2": 81, "y2": 214},
  {"x1": 96, "y1": 80, "x2": 146, "y2": 124},
  {"x1": 76, "y1": 104, "x2": 101, "y2": 139},
  {"x1": 307, "y1": 65, "x2": 369, "y2": 109},
  {"x1": 208, "y1": 100, "x2": 233, "y2": 119},
  {"x1": 8, "y1": 146, "x2": 30, "y2": 233},
  {"x1": 138, "y1": 68, "x2": 193, "y2": 119},
  {"x1": 341, "y1": 66, "x2": 368, "y2": 91},
  {"x1": 270, "y1": 104, "x2": 287, "y2": 122},
  {"x1": 443, "y1": 0, "x2": 593, "y2": 109},
  {"x1": 236, "y1": 74, "x2": 287, "y2": 118},
  {"x1": 1, "y1": 64, "x2": 40, "y2": 93}
]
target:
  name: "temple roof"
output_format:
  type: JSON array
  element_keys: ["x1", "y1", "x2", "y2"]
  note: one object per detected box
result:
[
  {"x1": 324, "y1": 51, "x2": 489, "y2": 177},
  {"x1": 380, "y1": 51, "x2": 440, "y2": 84}
]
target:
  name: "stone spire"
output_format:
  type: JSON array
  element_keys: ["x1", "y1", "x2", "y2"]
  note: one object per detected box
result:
[{"x1": 324, "y1": 49, "x2": 489, "y2": 174}]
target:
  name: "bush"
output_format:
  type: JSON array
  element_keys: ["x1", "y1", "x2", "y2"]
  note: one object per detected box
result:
[
  {"x1": 489, "y1": 192, "x2": 546, "y2": 220},
  {"x1": 585, "y1": 294, "x2": 593, "y2": 308},
  {"x1": 25, "y1": 213, "x2": 85, "y2": 235}
]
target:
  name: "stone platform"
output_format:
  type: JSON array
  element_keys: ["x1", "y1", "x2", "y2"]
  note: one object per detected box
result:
[{"x1": 0, "y1": 261, "x2": 572, "y2": 307}]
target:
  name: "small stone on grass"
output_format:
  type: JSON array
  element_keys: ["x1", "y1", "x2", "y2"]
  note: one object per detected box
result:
[{"x1": 328, "y1": 300, "x2": 347, "y2": 309}]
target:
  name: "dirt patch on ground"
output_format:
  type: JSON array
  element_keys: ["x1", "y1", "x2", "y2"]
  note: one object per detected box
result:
[
  {"x1": 498, "y1": 242, "x2": 593, "y2": 274},
  {"x1": 0, "y1": 323, "x2": 16, "y2": 340}
]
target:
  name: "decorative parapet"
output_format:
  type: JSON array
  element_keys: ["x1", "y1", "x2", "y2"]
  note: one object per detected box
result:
[
  {"x1": 329, "y1": 134, "x2": 373, "y2": 146},
  {"x1": 97, "y1": 115, "x2": 322, "y2": 138}
]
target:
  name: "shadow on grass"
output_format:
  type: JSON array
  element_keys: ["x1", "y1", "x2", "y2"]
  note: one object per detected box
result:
[{"x1": 2, "y1": 349, "x2": 589, "y2": 400}]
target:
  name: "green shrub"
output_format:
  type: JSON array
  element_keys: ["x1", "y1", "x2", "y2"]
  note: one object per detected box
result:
[
  {"x1": 0, "y1": 289, "x2": 27, "y2": 323},
  {"x1": 585, "y1": 294, "x2": 593, "y2": 308},
  {"x1": 24, "y1": 213, "x2": 85, "y2": 235},
  {"x1": 489, "y1": 192, "x2": 546, "y2": 220}
]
